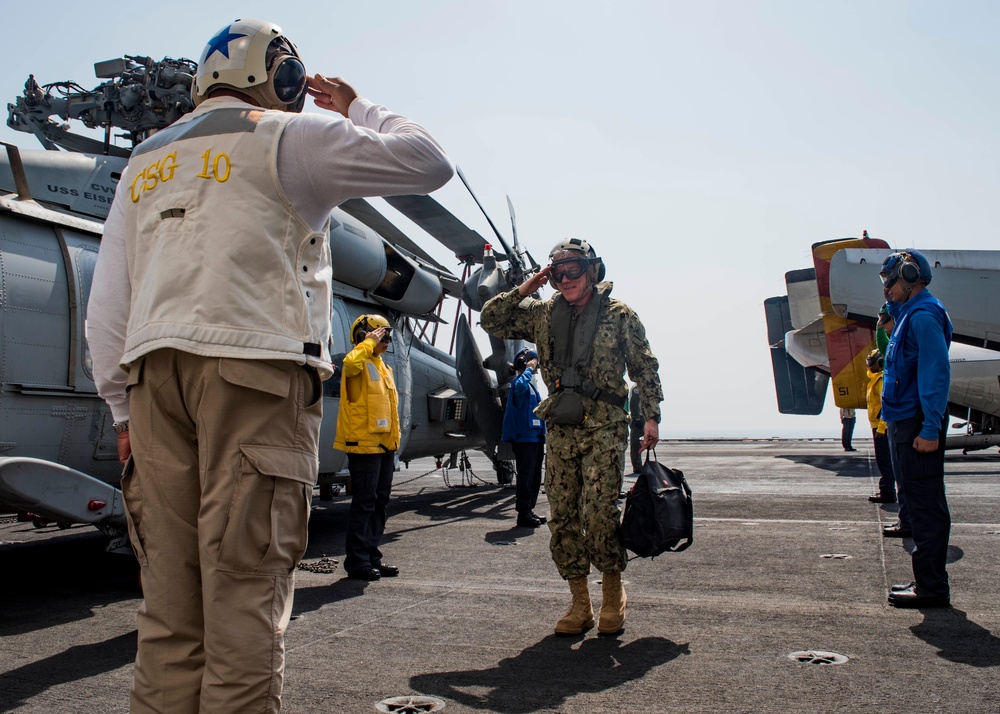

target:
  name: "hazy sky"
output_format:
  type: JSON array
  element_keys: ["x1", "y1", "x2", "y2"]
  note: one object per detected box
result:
[{"x1": 5, "y1": 1, "x2": 998, "y2": 437}]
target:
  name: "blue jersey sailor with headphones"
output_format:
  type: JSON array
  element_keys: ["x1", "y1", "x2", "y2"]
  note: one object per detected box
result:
[
  {"x1": 501, "y1": 348, "x2": 547, "y2": 528},
  {"x1": 481, "y1": 237, "x2": 663, "y2": 636},
  {"x1": 878, "y1": 250, "x2": 954, "y2": 609}
]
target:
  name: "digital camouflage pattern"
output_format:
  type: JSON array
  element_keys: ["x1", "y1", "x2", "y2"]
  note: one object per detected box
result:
[
  {"x1": 480, "y1": 282, "x2": 663, "y2": 426},
  {"x1": 546, "y1": 421, "x2": 629, "y2": 577},
  {"x1": 481, "y1": 281, "x2": 663, "y2": 578}
]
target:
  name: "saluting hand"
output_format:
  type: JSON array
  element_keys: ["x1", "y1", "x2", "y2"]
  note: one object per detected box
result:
[
  {"x1": 518, "y1": 266, "x2": 551, "y2": 297},
  {"x1": 306, "y1": 74, "x2": 358, "y2": 117}
]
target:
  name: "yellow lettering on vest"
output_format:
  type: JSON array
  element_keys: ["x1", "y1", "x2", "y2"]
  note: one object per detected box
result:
[
  {"x1": 197, "y1": 149, "x2": 212, "y2": 179},
  {"x1": 159, "y1": 152, "x2": 178, "y2": 182},
  {"x1": 212, "y1": 152, "x2": 231, "y2": 182},
  {"x1": 143, "y1": 160, "x2": 159, "y2": 192},
  {"x1": 197, "y1": 149, "x2": 232, "y2": 182},
  {"x1": 130, "y1": 169, "x2": 145, "y2": 203}
]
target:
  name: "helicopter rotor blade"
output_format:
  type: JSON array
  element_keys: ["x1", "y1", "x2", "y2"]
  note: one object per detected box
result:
[
  {"x1": 455, "y1": 166, "x2": 515, "y2": 260},
  {"x1": 338, "y1": 198, "x2": 450, "y2": 272},
  {"x1": 382, "y1": 193, "x2": 506, "y2": 263},
  {"x1": 506, "y1": 195, "x2": 539, "y2": 271}
]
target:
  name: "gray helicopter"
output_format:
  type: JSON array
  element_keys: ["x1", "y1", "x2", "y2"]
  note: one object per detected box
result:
[{"x1": 0, "y1": 55, "x2": 535, "y2": 551}]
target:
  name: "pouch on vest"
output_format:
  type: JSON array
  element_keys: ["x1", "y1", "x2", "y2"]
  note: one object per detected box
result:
[{"x1": 540, "y1": 390, "x2": 587, "y2": 426}]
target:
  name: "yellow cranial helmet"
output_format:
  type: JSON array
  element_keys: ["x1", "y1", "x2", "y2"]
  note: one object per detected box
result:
[{"x1": 350, "y1": 314, "x2": 391, "y2": 344}]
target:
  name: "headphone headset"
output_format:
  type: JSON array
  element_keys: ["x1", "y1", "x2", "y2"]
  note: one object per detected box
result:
[
  {"x1": 547, "y1": 238, "x2": 606, "y2": 288},
  {"x1": 898, "y1": 257, "x2": 921, "y2": 285},
  {"x1": 194, "y1": 19, "x2": 307, "y2": 112},
  {"x1": 882, "y1": 250, "x2": 933, "y2": 288},
  {"x1": 512, "y1": 348, "x2": 538, "y2": 372}
]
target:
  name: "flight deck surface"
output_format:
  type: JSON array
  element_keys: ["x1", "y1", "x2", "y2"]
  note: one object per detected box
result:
[{"x1": 2, "y1": 439, "x2": 998, "y2": 713}]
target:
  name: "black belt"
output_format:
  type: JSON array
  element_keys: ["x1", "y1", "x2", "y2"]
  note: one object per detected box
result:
[
  {"x1": 556, "y1": 385, "x2": 626, "y2": 410},
  {"x1": 345, "y1": 441, "x2": 392, "y2": 452}
]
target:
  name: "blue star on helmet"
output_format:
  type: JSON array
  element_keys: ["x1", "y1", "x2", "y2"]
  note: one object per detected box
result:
[{"x1": 205, "y1": 27, "x2": 248, "y2": 60}]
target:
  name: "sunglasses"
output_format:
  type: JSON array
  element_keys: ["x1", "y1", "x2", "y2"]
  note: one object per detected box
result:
[
  {"x1": 379, "y1": 331, "x2": 392, "y2": 343},
  {"x1": 549, "y1": 259, "x2": 589, "y2": 284}
]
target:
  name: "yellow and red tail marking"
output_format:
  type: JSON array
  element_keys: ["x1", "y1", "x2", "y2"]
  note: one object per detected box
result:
[{"x1": 812, "y1": 236, "x2": 890, "y2": 409}]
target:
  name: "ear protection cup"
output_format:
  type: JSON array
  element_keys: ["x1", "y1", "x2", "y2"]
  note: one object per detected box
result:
[{"x1": 899, "y1": 260, "x2": 921, "y2": 284}]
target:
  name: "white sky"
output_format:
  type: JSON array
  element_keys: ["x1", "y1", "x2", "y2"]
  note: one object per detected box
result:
[{"x1": 5, "y1": 1, "x2": 998, "y2": 437}]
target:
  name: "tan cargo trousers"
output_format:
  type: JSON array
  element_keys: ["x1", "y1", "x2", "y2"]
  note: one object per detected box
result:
[{"x1": 122, "y1": 349, "x2": 322, "y2": 713}]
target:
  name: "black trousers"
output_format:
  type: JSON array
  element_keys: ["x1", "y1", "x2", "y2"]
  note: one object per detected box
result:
[
  {"x1": 887, "y1": 416, "x2": 950, "y2": 597},
  {"x1": 841, "y1": 417, "x2": 856, "y2": 450},
  {"x1": 344, "y1": 451, "x2": 395, "y2": 574},
  {"x1": 511, "y1": 440, "x2": 545, "y2": 515},
  {"x1": 873, "y1": 429, "x2": 895, "y2": 496}
]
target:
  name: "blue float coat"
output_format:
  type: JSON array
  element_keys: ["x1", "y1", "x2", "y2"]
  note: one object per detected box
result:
[
  {"x1": 501, "y1": 367, "x2": 546, "y2": 442},
  {"x1": 882, "y1": 289, "x2": 953, "y2": 440}
]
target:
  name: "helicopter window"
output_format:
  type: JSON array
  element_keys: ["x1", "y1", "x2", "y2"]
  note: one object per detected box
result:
[{"x1": 65, "y1": 238, "x2": 100, "y2": 385}]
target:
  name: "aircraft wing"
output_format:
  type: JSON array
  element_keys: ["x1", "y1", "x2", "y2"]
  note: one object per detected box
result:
[
  {"x1": 384, "y1": 194, "x2": 508, "y2": 263},
  {"x1": 829, "y1": 248, "x2": 1000, "y2": 351},
  {"x1": 769, "y1": 240, "x2": 1000, "y2": 436}
]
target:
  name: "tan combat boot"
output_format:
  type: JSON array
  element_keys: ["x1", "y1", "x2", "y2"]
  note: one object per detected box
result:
[
  {"x1": 554, "y1": 575, "x2": 595, "y2": 635},
  {"x1": 598, "y1": 571, "x2": 627, "y2": 634}
]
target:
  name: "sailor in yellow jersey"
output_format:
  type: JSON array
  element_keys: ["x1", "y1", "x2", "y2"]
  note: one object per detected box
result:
[{"x1": 335, "y1": 315, "x2": 402, "y2": 581}]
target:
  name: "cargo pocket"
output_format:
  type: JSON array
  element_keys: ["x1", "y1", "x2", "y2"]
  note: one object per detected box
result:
[
  {"x1": 120, "y1": 455, "x2": 148, "y2": 567},
  {"x1": 218, "y1": 358, "x2": 291, "y2": 399},
  {"x1": 125, "y1": 355, "x2": 145, "y2": 394},
  {"x1": 217, "y1": 445, "x2": 318, "y2": 575}
]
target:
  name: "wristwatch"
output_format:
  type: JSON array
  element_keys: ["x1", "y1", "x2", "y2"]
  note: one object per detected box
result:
[{"x1": 113, "y1": 420, "x2": 130, "y2": 434}]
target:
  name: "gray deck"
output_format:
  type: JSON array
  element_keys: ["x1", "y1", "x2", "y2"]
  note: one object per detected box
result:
[{"x1": 2, "y1": 439, "x2": 999, "y2": 713}]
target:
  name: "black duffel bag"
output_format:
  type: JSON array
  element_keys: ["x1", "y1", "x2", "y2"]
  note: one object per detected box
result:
[{"x1": 620, "y1": 450, "x2": 693, "y2": 556}]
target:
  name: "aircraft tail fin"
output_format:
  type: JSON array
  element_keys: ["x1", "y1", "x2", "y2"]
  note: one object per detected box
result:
[
  {"x1": 764, "y1": 296, "x2": 829, "y2": 414},
  {"x1": 811, "y1": 236, "x2": 890, "y2": 409}
]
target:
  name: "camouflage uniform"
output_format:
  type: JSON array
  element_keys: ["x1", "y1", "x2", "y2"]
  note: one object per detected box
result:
[{"x1": 481, "y1": 282, "x2": 662, "y2": 578}]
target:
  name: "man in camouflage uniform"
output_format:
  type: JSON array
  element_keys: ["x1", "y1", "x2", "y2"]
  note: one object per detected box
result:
[{"x1": 481, "y1": 237, "x2": 663, "y2": 635}]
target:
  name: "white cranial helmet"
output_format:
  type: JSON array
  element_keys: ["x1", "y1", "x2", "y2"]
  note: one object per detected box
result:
[{"x1": 193, "y1": 18, "x2": 307, "y2": 112}]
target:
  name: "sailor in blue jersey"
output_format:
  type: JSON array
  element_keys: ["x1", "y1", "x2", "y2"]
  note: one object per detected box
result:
[
  {"x1": 878, "y1": 250, "x2": 954, "y2": 609},
  {"x1": 501, "y1": 348, "x2": 547, "y2": 528}
]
